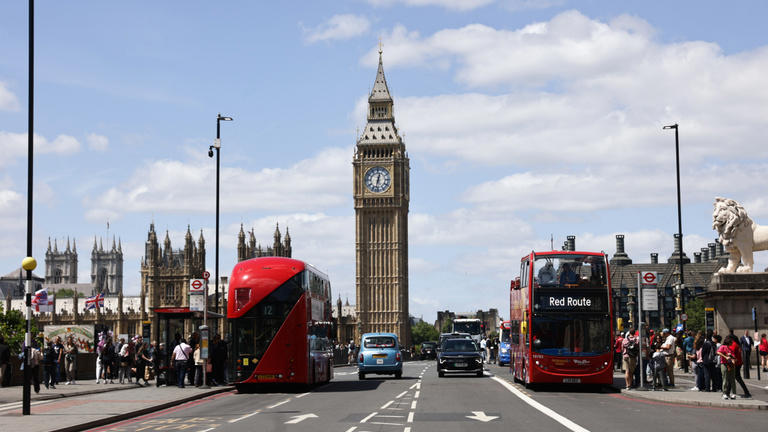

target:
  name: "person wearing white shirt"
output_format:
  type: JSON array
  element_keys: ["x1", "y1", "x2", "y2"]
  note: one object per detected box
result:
[
  {"x1": 172, "y1": 340, "x2": 192, "y2": 388},
  {"x1": 660, "y1": 328, "x2": 677, "y2": 387}
]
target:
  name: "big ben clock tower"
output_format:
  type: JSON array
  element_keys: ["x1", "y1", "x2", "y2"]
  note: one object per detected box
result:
[{"x1": 354, "y1": 48, "x2": 410, "y2": 347}]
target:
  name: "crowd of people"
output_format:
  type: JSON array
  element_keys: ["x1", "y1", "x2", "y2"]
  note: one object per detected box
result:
[
  {"x1": 6, "y1": 331, "x2": 231, "y2": 392},
  {"x1": 617, "y1": 327, "x2": 768, "y2": 400}
]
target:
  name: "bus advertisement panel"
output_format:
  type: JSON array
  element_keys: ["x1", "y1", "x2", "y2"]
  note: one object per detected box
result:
[
  {"x1": 509, "y1": 251, "x2": 613, "y2": 386},
  {"x1": 228, "y1": 257, "x2": 333, "y2": 388}
]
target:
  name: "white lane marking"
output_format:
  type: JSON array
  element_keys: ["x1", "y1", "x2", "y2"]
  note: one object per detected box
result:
[
  {"x1": 409, "y1": 382, "x2": 420, "y2": 389},
  {"x1": 491, "y1": 376, "x2": 590, "y2": 432},
  {"x1": 371, "y1": 422, "x2": 404, "y2": 426},
  {"x1": 381, "y1": 400, "x2": 394, "y2": 409},
  {"x1": 414, "y1": 390, "x2": 420, "y2": 398},
  {"x1": 199, "y1": 428, "x2": 215, "y2": 432},
  {"x1": 405, "y1": 428, "x2": 412, "y2": 432},
  {"x1": 360, "y1": 412, "x2": 378, "y2": 423},
  {"x1": 344, "y1": 427, "x2": 357, "y2": 432},
  {"x1": 466, "y1": 411, "x2": 499, "y2": 422},
  {"x1": 267, "y1": 399, "x2": 291, "y2": 409},
  {"x1": 296, "y1": 392, "x2": 311, "y2": 398},
  {"x1": 411, "y1": 400, "x2": 417, "y2": 409},
  {"x1": 285, "y1": 413, "x2": 318, "y2": 424},
  {"x1": 229, "y1": 410, "x2": 261, "y2": 423},
  {"x1": 378, "y1": 415, "x2": 405, "y2": 418},
  {"x1": 395, "y1": 391, "x2": 407, "y2": 398},
  {"x1": 407, "y1": 411, "x2": 414, "y2": 423}
]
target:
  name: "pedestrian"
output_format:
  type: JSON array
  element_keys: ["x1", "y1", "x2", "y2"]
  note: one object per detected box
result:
[
  {"x1": 659, "y1": 328, "x2": 676, "y2": 387},
  {"x1": 172, "y1": 338, "x2": 192, "y2": 388},
  {"x1": 622, "y1": 328, "x2": 638, "y2": 389},
  {"x1": 717, "y1": 334, "x2": 737, "y2": 400},
  {"x1": 101, "y1": 338, "x2": 115, "y2": 384},
  {"x1": 0, "y1": 336, "x2": 10, "y2": 388},
  {"x1": 193, "y1": 343, "x2": 203, "y2": 387},
  {"x1": 135, "y1": 336, "x2": 150, "y2": 386},
  {"x1": 118, "y1": 338, "x2": 132, "y2": 384},
  {"x1": 480, "y1": 336, "x2": 488, "y2": 364},
  {"x1": 64, "y1": 335, "x2": 78, "y2": 385},
  {"x1": 711, "y1": 334, "x2": 724, "y2": 392},
  {"x1": 740, "y1": 330, "x2": 753, "y2": 379},
  {"x1": 701, "y1": 330, "x2": 716, "y2": 391},
  {"x1": 683, "y1": 330, "x2": 694, "y2": 373},
  {"x1": 690, "y1": 331, "x2": 706, "y2": 391},
  {"x1": 211, "y1": 334, "x2": 227, "y2": 386},
  {"x1": 186, "y1": 333, "x2": 200, "y2": 386},
  {"x1": 348, "y1": 340, "x2": 356, "y2": 364},
  {"x1": 42, "y1": 340, "x2": 57, "y2": 389},
  {"x1": 20, "y1": 340, "x2": 42, "y2": 393},
  {"x1": 53, "y1": 336, "x2": 64, "y2": 385},
  {"x1": 155, "y1": 342, "x2": 167, "y2": 387},
  {"x1": 650, "y1": 347, "x2": 668, "y2": 391},
  {"x1": 614, "y1": 332, "x2": 624, "y2": 371},
  {"x1": 728, "y1": 335, "x2": 751, "y2": 398},
  {"x1": 759, "y1": 333, "x2": 768, "y2": 372}
]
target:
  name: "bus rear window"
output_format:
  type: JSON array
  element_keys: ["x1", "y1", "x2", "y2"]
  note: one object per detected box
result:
[{"x1": 364, "y1": 337, "x2": 395, "y2": 348}]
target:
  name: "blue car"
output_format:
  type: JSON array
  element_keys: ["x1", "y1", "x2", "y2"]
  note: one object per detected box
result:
[{"x1": 358, "y1": 333, "x2": 403, "y2": 380}]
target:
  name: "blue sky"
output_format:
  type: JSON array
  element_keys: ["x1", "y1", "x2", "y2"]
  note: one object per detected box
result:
[{"x1": 2, "y1": 1, "x2": 768, "y2": 322}]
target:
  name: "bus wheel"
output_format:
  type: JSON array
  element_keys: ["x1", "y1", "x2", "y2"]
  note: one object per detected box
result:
[{"x1": 358, "y1": 372, "x2": 365, "y2": 380}]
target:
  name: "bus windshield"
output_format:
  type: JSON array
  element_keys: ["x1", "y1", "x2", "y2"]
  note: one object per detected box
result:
[
  {"x1": 531, "y1": 314, "x2": 611, "y2": 356},
  {"x1": 500, "y1": 326, "x2": 510, "y2": 343},
  {"x1": 453, "y1": 321, "x2": 481, "y2": 335},
  {"x1": 533, "y1": 254, "x2": 607, "y2": 288}
]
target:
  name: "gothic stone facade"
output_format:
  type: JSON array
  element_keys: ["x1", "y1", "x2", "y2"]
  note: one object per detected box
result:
[
  {"x1": 237, "y1": 223, "x2": 292, "y2": 262},
  {"x1": 354, "y1": 49, "x2": 411, "y2": 346}
]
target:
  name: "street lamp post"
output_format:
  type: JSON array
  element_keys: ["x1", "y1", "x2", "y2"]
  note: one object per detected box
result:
[
  {"x1": 23, "y1": 0, "x2": 35, "y2": 416},
  {"x1": 209, "y1": 114, "x2": 233, "y2": 315},
  {"x1": 663, "y1": 124, "x2": 685, "y2": 327}
]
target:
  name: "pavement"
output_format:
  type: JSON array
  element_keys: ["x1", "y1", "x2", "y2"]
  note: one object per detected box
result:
[
  {"x1": 0, "y1": 378, "x2": 234, "y2": 432},
  {"x1": 614, "y1": 366, "x2": 768, "y2": 410}
]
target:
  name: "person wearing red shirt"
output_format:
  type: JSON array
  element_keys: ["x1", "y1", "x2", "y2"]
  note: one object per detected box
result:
[
  {"x1": 614, "y1": 333, "x2": 624, "y2": 371},
  {"x1": 717, "y1": 335, "x2": 737, "y2": 400},
  {"x1": 729, "y1": 336, "x2": 751, "y2": 398}
]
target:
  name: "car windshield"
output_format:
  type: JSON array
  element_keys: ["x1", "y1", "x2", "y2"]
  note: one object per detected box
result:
[
  {"x1": 453, "y1": 321, "x2": 481, "y2": 334},
  {"x1": 364, "y1": 336, "x2": 396, "y2": 348},
  {"x1": 531, "y1": 314, "x2": 611, "y2": 356},
  {"x1": 422, "y1": 342, "x2": 436, "y2": 349},
  {"x1": 441, "y1": 339, "x2": 477, "y2": 352}
]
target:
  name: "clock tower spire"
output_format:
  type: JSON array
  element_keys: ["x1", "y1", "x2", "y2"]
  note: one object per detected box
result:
[{"x1": 353, "y1": 48, "x2": 411, "y2": 347}]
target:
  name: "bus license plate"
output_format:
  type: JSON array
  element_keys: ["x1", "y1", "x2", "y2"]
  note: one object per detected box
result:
[
  {"x1": 563, "y1": 378, "x2": 581, "y2": 383},
  {"x1": 454, "y1": 362, "x2": 467, "y2": 368},
  {"x1": 376, "y1": 359, "x2": 384, "y2": 364}
]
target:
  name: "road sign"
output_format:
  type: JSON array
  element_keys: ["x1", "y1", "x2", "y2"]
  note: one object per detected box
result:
[
  {"x1": 681, "y1": 313, "x2": 688, "y2": 321},
  {"x1": 189, "y1": 294, "x2": 204, "y2": 312},
  {"x1": 641, "y1": 271, "x2": 657, "y2": 285},
  {"x1": 203, "y1": 271, "x2": 210, "y2": 280},
  {"x1": 190, "y1": 278, "x2": 204, "y2": 294},
  {"x1": 642, "y1": 288, "x2": 658, "y2": 311}
]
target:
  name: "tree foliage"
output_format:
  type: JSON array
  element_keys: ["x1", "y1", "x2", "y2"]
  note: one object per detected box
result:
[
  {"x1": 0, "y1": 305, "x2": 39, "y2": 355},
  {"x1": 441, "y1": 318, "x2": 453, "y2": 334},
  {"x1": 411, "y1": 321, "x2": 439, "y2": 345},
  {"x1": 673, "y1": 297, "x2": 705, "y2": 334}
]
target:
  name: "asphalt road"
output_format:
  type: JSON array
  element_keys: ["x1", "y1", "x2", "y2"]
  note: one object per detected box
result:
[{"x1": 85, "y1": 361, "x2": 768, "y2": 432}]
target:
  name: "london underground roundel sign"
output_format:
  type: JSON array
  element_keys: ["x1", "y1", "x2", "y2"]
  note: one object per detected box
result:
[{"x1": 641, "y1": 271, "x2": 657, "y2": 284}]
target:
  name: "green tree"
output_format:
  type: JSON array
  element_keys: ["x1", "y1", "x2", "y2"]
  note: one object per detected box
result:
[
  {"x1": 0, "y1": 305, "x2": 39, "y2": 355},
  {"x1": 54, "y1": 288, "x2": 75, "y2": 298},
  {"x1": 411, "y1": 321, "x2": 439, "y2": 345},
  {"x1": 673, "y1": 297, "x2": 705, "y2": 334},
  {"x1": 441, "y1": 318, "x2": 453, "y2": 334}
]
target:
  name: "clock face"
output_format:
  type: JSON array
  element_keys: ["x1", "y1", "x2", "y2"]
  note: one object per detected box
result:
[{"x1": 364, "y1": 166, "x2": 391, "y2": 193}]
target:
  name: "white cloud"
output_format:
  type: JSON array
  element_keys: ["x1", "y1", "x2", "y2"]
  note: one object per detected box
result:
[
  {"x1": 367, "y1": 0, "x2": 495, "y2": 11},
  {"x1": 303, "y1": 14, "x2": 371, "y2": 44},
  {"x1": 0, "y1": 132, "x2": 82, "y2": 168},
  {"x1": 0, "y1": 82, "x2": 20, "y2": 111},
  {"x1": 85, "y1": 147, "x2": 352, "y2": 221},
  {"x1": 501, "y1": 0, "x2": 565, "y2": 12},
  {"x1": 86, "y1": 133, "x2": 109, "y2": 151}
]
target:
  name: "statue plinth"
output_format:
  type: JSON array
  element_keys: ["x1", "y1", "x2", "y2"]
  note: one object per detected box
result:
[{"x1": 708, "y1": 272, "x2": 768, "y2": 292}]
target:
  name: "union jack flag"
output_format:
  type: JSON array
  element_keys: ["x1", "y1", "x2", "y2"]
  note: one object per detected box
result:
[
  {"x1": 85, "y1": 292, "x2": 105, "y2": 310},
  {"x1": 31, "y1": 287, "x2": 48, "y2": 306}
]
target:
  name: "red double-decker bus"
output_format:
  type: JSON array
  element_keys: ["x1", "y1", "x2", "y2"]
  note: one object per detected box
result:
[
  {"x1": 228, "y1": 257, "x2": 334, "y2": 388},
  {"x1": 509, "y1": 251, "x2": 613, "y2": 386}
]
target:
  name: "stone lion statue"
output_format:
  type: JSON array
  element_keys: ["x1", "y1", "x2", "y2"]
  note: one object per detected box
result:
[{"x1": 712, "y1": 197, "x2": 768, "y2": 273}]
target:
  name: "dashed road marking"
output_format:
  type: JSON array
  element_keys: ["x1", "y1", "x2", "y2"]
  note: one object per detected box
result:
[
  {"x1": 396, "y1": 391, "x2": 407, "y2": 398},
  {"x1": 407, "y1": 411, "x2": 414, "y2": 423},
  {"x1": 229, "y1": 409, "x2": 260, "y2": 423},
  {"x1": 344, "y1": 427, "x2": 357, "y2": 432},
  {"x1": 296, "y1": 392, "x2": 310, "y2": 398},
  {"x1": 360, "y1": 412, "x2": 378, "y2": 423},
  {"x1": 267, "y1": 399, "x2": 291, "y2": 409},
  {"x1": 411, "y1": 400, "x2": 417, "y2": 409},
  {"x1": 381, "y1": 400, "x2": 394, "y2": 409},
  {"x1": 414, "y1": 390, "x2": 420, "y2": 398}
]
